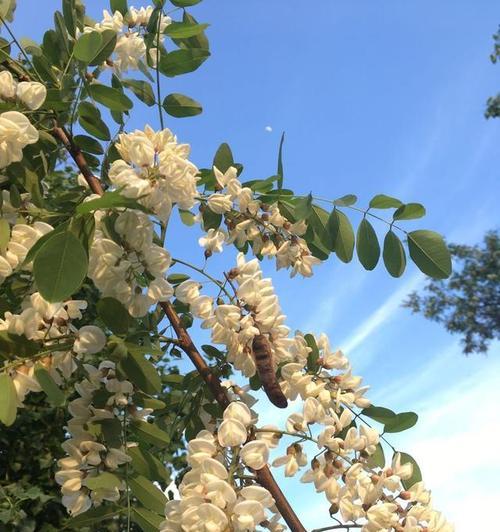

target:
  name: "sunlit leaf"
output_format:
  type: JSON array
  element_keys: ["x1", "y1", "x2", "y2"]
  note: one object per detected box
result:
[
  {"x1": 0, "y1": 374, "x2": 17, "y2": 426},
  {"x1": 33, "y1": 231, "x2": 88, "y2": 302},
  {"x1": 356, "y1": 218, "x2": 380, "y2": 270},
  {"x1": 163, "y1": 93, "x2": 202, "y2": 117},
  {"x1": 408, "y1": 230, "x2": 451, "y2": 279},
  {"x1": 383, "y1": 230, "x2": 406, "y2": 277}
]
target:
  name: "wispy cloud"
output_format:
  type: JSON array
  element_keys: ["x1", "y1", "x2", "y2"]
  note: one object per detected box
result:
[{"x1": 339, "y1": 273, "x2": 422, "y2": 368}]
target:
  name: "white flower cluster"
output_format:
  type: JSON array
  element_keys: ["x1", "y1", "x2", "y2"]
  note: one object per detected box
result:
[
  {"x1": 160, "y1": 401, "x2": 285, "y2": 532},
  {"x1": 55, "y1": 361, "x2": 140, "y2": 516},
  {"x1": 0, "y1": 292, "x2": 106, "y2": 406},
  {"x1": 0, "y1": 71, "x2": 47, "y2": 110},
  {"x1": 109, "y1": 126, "x2": 199, "y2": 222},
  {"x1": 0, "y1": 219, "x2": 53, "y2": 284},
  {"x1": 0, "y1": 110, "x2": 39, "y2": 168},
  {"x1": 198, "y1": 166, "x2": 321, "y2": 277},
  {"x1": 253, "y1": 334, "x2": 453, "y2": 532},
  {"x1": 86, "y1": 7, "x2": 171, "y2": 73},
  {"x1": 175, "y1": 253, "x2": 293, "y2": 378},
  {"x1": 89, "y1": 209, "x2": 173, "y2": 317}
]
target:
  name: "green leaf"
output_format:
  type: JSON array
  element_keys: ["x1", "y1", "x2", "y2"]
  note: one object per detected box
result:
[
  {"x1": 129, "y1": 475, "x2": 167, "y2": 514},
  {"x1": 33, "y1": 231, "x2": 88, "y2": 302},
  {"x1": 171, "y1": 11, "x2": 209, "y2": 50},
  {"x1": 333, "y1": 194, "x2": 357, "y2": 207},
  {"x1": 165, "y1": 21, "x2": 209, "y2": 38},
  {"x1": 9, "y1": 185, "x2": 20, "y2": 208},
  {"x1": 84, "y1": 472, "x2": 121, "y2": 491},
  {"x1": 0, "y1": 374, "x2": 17, "y2": 426},
  {"x1": 356, "y1": 218, "x2": 380, "y2": 270},
  {"x1": 131, "y1": 507, "x2": 164, "y2": 532},
  {"x1": 294, "y1": 194, "x2": 313, "y2": 221},
  {"x1": 170, "y1": 0, "x2": 201, "y2": 6},
  {"x1": 97, "y1": 297, "x2": 132, "y2": 335},
  {"x1": 393, "y1": 203, "x2": 426, "y2": 220},
  {"x1": 88, "y1": 84, "x2": 133, "y2": 112},
  {"x1": 304, "y1": 333, "x2": 320, "y2": 373},
  {"x1": 167, "y1": 273, "x2": 190, "y2": 285},
  {"x1": 110, "y1": 0, "x2": 128, "y2": 15},
  {"x1": 119, "y1": 352, "x2": 162, "y2": 394},
  {"x1": 361, "y1": 405, "x2": 396, "y2": 424},
  {"x1": 128, "y1": 445, "x2": 170, "y2": 482},
  {"x1": 384, "y1": 412, "x2": 418, "y2": 433},
  {"x1": 131, "y1": 420, "x2": 170, "y2": 447},
  {"x1": 163, "y1": 93, "x2": 202, "y2": 117},
  {"x1": 78, "y1": 101, "x2": 111, "y2": 140},
  {"x1": 74, "y1": 31, "x2": 102, "y2": 63},
  {"x1": 383, "y1": 230, "x2": 406, "y2": 277},
  {"x1": 34, "y1": 364, "x2": 65, "y2": 406},
  {"x1": 367, "y1": 442, "x2": 385, "y2": 469},
  {"x1": 0, "y1": 331, "x2": 39, "y2": 360},
  {"x1": 276, "y1": 132, "x2": 285, "y2": 190},
  {"x1": 179, "y1": 209, "x2": 195, "y2": 226},
  {"x1": 369, "y1": 194, "x2": 402, "y2": 209},
  {"x1": 134, "y1": 393, "x2": 166, "y2": 411},
  {"x1": 122, "y1": 79, "x2": 155, "y2": 106},
  {"x1": 24, "y1": 223, "x2": 67, "y2": 266},
  {"x1": 407, "y1": 230, "x2": 452, "y2": 279},
  {"x1": 159, "y1": 48, "x2": 210, "y2": 77},
  {"x1": 76, "y1": 190, "x2": 148, "y2": 214},
  {"x1": 62, "y1": 0, "x2": 76, "y2": 37},
  {"x1": 327, "y1": 209, "x2": 354, "y2": 262},
  {"x1": 95, "y1": 417, "x2": 122, "y2": 448},
  {"x1": 202, "y1": 208, "x2": 222, "y2": 230},
  {"x1": 213, "y1": 142, "x2": 233, "y2": 173},
  {"x1": 308, "y1": 204, "x2": 329, "y2": 242},
  {"x1": 74, "y1": 135, "x2": 104, "y2": 155},
  {"x1": 0, "y1": 218, "x2": 9, "y2": 253},
  {"x1": 66, "y1": 505, "x2": 121, "y2": 527},
  {"x1": 398, "y1": 452, "x2": 422, "y2": 489}
]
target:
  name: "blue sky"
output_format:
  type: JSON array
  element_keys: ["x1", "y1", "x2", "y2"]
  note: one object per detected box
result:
[{"x1": 8, "y1": 1, "x2": 500, "y2": 530}]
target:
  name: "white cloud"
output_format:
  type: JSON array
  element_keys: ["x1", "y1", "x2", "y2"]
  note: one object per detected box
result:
[
  {"x1": 396, "y1": 351, "x2": 500, "y2": 531},
  {"x1": 265, "y1": 125, "x2": 273, "y2": 132},
  {"x1": 339, "y1": 273, "x2": 422, "y2": 368}
]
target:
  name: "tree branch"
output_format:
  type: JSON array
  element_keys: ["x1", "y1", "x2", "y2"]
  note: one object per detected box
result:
[
  {"x1": 51, "y1": 126, "x2": 104, "y2": 196},
  {"x1": 53, "y1": 129, "x2": 307, "y2": 532}
]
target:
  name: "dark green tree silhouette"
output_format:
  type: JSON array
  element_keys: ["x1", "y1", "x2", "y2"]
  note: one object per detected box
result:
[{"x1": 404, "y1": 231, "x2": 500, "y2": 354}]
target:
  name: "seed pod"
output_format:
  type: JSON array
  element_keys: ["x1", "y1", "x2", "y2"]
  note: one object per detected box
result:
[{"x1": 251, "y1": 334, "x2": 288, "y2": 409}]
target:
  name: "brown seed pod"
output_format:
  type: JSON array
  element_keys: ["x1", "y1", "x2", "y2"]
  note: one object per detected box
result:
[{"x1": 251, "y1": 334, "x2": 288, "y2": 409}]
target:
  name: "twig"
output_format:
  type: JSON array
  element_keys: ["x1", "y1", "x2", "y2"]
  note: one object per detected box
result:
[{"x1": 311, "y1": 525, "x2": 362, "y2": 532}]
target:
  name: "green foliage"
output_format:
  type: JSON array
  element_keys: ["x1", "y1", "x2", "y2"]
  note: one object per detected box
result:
[
  {"x1": 33, "y1": 230, "x2": 88, "y2": 302},
  {"x1": 404, "y1": 230, "x2": 499, "y2": 354},
  {"x1": 0, "y1": 374, "x2": 17, "y2": 426},
  {"x1": 163, "y1": 93, "x2": 202, "y2": 117}
]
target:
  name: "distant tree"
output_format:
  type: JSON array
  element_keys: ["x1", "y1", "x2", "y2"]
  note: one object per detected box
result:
[
  {"x1": 404, "y1": 231, "x2": 500, "y2": 354},
  {"x1": 486, "y1": 27, "x2": 500, "y2": 118}
]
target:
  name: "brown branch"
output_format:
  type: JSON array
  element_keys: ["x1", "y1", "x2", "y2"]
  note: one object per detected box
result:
[
  {"x1": 53, "y1": 125, "x2": 307, "y2": 532},
  {"x1": 51, "y1": 126, "x2": 104, "y2": 196},
  {"x1": 161, "y1": 301, "x2": 307, "y2": 532}
]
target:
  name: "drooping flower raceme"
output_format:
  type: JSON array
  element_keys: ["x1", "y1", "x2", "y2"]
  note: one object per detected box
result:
[
  {"x1": 55, "y1": 361, "x2": 141, "y2": 516},
  {"x1": 0, "y1": 220, "x2": 53, "y2": 284},
  {"x1": 196, "y1": 165, "x2": 322, "y2": 277},
  {"x1": 0, "y1": 110, "x2": 40, "y2": 168},
  {"x1": 159, "y1": 400, "x2": 285, "y2": 532},
  {"x1": 0, "y1": 292, "x2": 106, "y2": 406},
  {"x1": 84, "y1": 7, "x2": 171, "y2": 73},
  {"x1": 0, "y1": 70, "x2": 47, "y2": 110},
  {"x1": 108, "y1": 126, "x2": 199, "y2": 222},
  {"x1": 88, "y1": 209, "x2": 174, "y2": 317}
]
